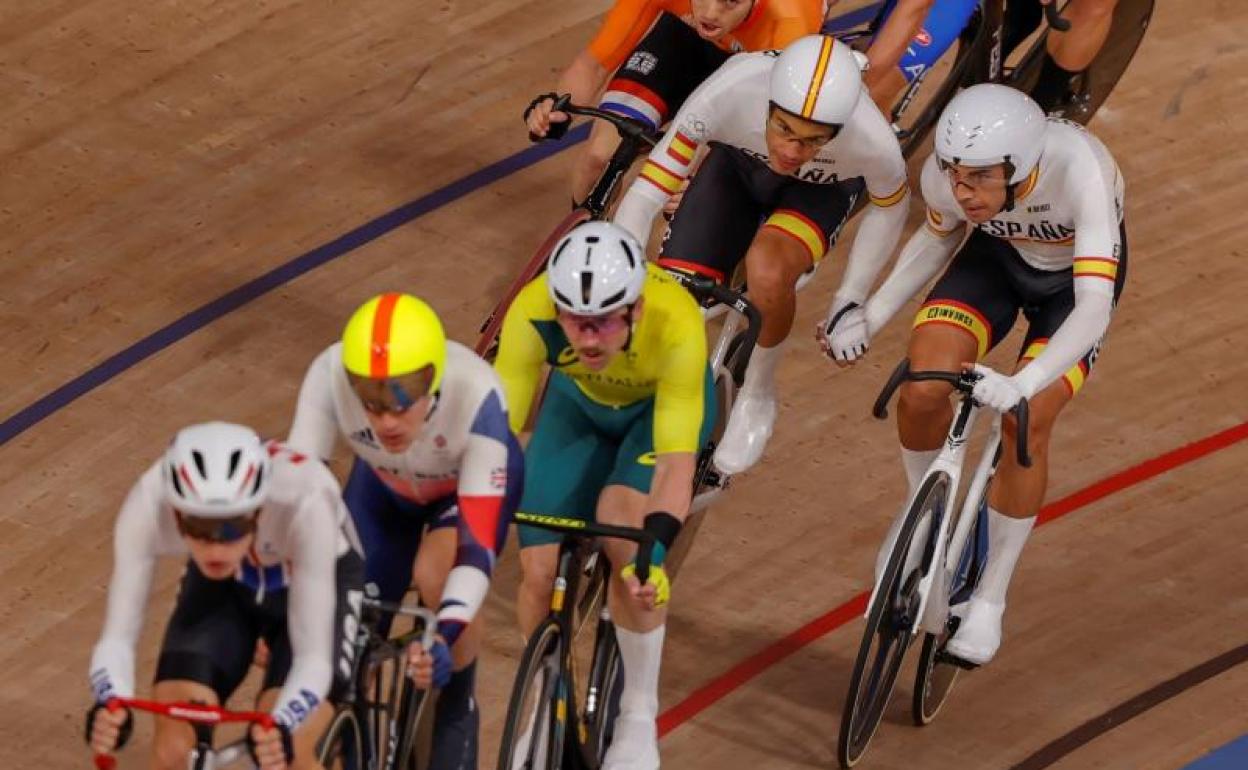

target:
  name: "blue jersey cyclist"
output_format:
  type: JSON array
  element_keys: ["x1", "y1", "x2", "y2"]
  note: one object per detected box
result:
[{"x1": 288, "y1": 293, "x2": 523, "y2": 770}]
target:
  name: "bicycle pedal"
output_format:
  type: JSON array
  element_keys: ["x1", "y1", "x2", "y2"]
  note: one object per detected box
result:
[{"x1": 934, "y1": 649, "x2": 980, "y2": 671}]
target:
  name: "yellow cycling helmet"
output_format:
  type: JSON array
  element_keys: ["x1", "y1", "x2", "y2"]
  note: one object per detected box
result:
[{"x1": 342, "y1": 293, "x2": 446, "y2": 411}]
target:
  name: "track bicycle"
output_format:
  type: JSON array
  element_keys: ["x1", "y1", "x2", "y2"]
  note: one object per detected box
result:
[
  {"x1": 837, "y1": 358, "x2": 1032, "y2": 768},
  {"x1": 316, "y1": 591, "x2": 437, "y2": 770}
]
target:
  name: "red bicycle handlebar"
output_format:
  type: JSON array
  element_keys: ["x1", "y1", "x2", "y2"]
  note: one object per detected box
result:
[{"x1": 93, "y1": 697, "x2": 275, "y2": 769}]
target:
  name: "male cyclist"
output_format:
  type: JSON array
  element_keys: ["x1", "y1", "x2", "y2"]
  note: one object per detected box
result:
[
  {"x1": 613, "y1": 34, "x2": 909, "y2": 474},
  {"x1": 524, "y1": 0, "x2": 826, "y2": 203},
  {"x1": 288, "y1": 293, "x2": 522, "y2": 769},
  {"x1": 86, "y1": 422, "x2": 364, "y2": 770},
  {"x1": 494, "y1": 221, "x2": 714, "y2": 769},
  {"x1": 821, "y1": 84, "x2": 1126, "y2": 665}
]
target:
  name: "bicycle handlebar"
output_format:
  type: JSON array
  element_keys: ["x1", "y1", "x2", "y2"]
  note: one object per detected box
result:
[
  {"x1": 671, "y1": 273, "x2": 764, "y2": 376},
  {"x1": 1044, "y1": 0, "x2": 1072, "y2": 32},
  {"x1": 362, "y1": 598, "x2": 438, "y2": 650},
  {"x1": 93, "y1": 698, "x2": 276, "y2": 769},
  {"x1": 871, "y1": 359, "x2": 1032, "y2": 468},
  {"x1": 513, "y1": 512, "x2": 658, "y2": 584},
  {"x1": 531, "y1": 95, "x2": 661, "y2": 147}
]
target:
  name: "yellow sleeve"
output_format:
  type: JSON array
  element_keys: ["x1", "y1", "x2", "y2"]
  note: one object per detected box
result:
[
  {"x1": 493, "y1": 281, "x2": 550, "y2": 433},
  {"x1": 652, "y1": 304, "x2": 708, "y2": 455}
]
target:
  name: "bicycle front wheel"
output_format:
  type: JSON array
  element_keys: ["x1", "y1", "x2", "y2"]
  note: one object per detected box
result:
[
  {"x1": 317, "y1": 707, "x2": 365, "y2": 770},
  {"x1": 837, "y1": 472, "x2": 950, "y2": 768},
  {"x1": 497, "y1": 618, "x2": 564, "y2": 770}
]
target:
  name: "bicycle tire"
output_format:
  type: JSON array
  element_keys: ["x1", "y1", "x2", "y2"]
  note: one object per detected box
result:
[
  {"x1": 583, "y1": 616, "x2": 623, "y2": 763},
  {"x1": 911, "y1": 491, "x2": 987, "y2": 726},
  {"x1": 837, "y1": 471, "x2": 950, "y2": 768},
  {"x1": 392, "y1": 677, "x2": 431, "y2": 770},
  {"x1": 317, "y1": 707, "x2": 365, "y2": 770},
  {"x1": 497, "y1": 618, "x2": 564, "y2": 770}
]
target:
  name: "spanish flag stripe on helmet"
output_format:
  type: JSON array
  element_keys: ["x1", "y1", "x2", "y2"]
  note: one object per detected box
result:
[
  {"x1": 801, "y1": 36, "x2": 835, "y2": 119},
  {"x1": 369, "y1": 293, "x2": 401, "y2": 377}
]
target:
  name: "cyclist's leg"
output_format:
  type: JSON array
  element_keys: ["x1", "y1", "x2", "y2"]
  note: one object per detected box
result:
[
  {"x1": 865, "y1": 0, "x2": 979, "y2": 110},
  {"x1": 515, "y1": 373, "x2": 617, "y2": 637},
  {"x1": 576, "y1": 12, "x2": 730, "y2": 202},
  {"x1": 342, "y1": 457, "x2": 426, "y2": 637},
  {"x1": 150, "y1": 561, "x2": 257, "y2": 769},
  {"x1": 952, "y1": 223, "x2": 1129, "y2": 663},
  {"x1": 1032, "y1": 0, "x2": 1121, "y2": 112}
]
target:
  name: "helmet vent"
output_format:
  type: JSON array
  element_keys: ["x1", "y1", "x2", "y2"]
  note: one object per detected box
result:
[
  {"x1": 601, "y1": 289, "x2": 626, "y2": 309},
  {"x1": 584, "y1": 235, "x2": 600, "y2": 244},
  {"x1": 553, "y1": 288, "x2": 573, "y2": 307},
  {"x1": 228, "y1": 450, "x2": 241, "y2": 479},
  {"x1": 170, "y1": 465, "x2": 185, "y2": 496},
  {"x1": 253, "y1": 465, "x2": 265, "y2": 496},
  {"x1": 192, "y1": 451, "x2": 207, "y2": 479},
  {"x1": 551, "y1": 239, "x2": 571, "y2": 267},
  {"x1": 580, "y1": 270, "x2": 594, "y2": 305},
  {"x1": 619, "y1": 240, "x2": 636, "y2": 268}
]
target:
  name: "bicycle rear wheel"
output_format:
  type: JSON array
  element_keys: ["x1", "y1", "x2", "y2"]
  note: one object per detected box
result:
[
  {"x1": 837, "y1": 472, "x2": 950, "y2": 768},
  {"x1": 497, "y1": 618, "x2": 564, "y2": 770},
  {"x1": 393, "y1": 678, "x2": 431, "y2": 770},
  {"x1": 317, "y1": 707, "x2": 365, "y2": 770}
]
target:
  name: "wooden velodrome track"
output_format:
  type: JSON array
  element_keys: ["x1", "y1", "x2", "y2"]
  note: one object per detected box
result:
[{"x1": 2, "y1": 0, "x2": 1245, "y2": 767}]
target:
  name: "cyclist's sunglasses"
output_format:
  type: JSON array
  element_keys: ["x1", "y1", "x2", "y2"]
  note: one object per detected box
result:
[
  {"x1": 347, "y1": 365, "x2": 435, "y2": 415},
  {"x1": 176, "y1": 510, "x2": 259, "y2": 543},
  {"x1": 556, "y1": 309, "x2": 631, "y2": 336}
]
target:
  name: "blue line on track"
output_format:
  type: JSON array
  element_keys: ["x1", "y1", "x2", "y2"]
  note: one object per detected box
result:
[{"x1": 3, "y1": 2, "x2": 886, "y2": 446}]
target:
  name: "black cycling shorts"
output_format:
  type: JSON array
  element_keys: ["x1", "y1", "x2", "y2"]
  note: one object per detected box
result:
[
  {"x1": 598, "y1": 12, "x2": 731, "y2": 129},
  {"x1": 915, "y1": 222, "x2": 1129, "y2": 394},
  {"x1": 657, "y1": 142, "x2": 863, "y2": 283},
  {"x1": 154, "y1": 551, "x2": 364, "y2": 704}
]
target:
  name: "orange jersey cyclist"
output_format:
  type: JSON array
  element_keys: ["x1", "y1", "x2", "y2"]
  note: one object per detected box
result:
[
  {"x1": 524, "y1": 0, "x2": 826, "y2": 203},
  {"x1": 494, "y1": 221, "x2": 715, "y2": 769},
  {"x1": 613, "y1": 35, "x2": 909, "y2": 474},
  {"x1": 288, "y1": 294, "x2": 523, "y2": 770},
  {"x1": 86, "y1": 423, "x2": 365, "y2": 770},
  {"x1": 822, "y1": 84, "x2": 1127, "y2": 665}
]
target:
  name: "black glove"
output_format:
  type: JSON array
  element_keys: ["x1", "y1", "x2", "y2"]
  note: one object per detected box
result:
[
  {"x1": 84, "y1": 702, "x2": 134, "y2": 751},
  {"x1": 523, "y1": 92, "x2": 571, "y2": 142}
]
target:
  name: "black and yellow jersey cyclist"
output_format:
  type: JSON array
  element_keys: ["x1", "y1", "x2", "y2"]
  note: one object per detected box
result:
[{"x1": 493, "y1": 221, "x2": 713, "y2": 768}]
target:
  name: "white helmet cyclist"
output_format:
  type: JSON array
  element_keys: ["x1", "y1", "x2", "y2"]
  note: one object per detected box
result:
[
  {"x1": 769, "y1": 35, "x2": 863, "y2": 128},
  {"x1": 935, "y1": 83, "x2": 1047, "y2": 185},
  {"x1": 164, "y1": 422, "x2": 271, "y2": 518},
  {"x1": 547, "y1": 221, "x2": 646, "y2": 315}
]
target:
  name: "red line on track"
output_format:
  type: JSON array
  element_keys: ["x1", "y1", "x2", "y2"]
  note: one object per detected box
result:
[{"x1": 657, "y1": 420, "x2": 1248, "y2": 737}]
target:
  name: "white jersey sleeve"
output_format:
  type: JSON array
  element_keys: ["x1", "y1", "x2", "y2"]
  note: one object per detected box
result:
[
  {"x1": 270, "y1": 458, "x2": 345, "y2": 729},
  {"x1": 88, "y1": 463, "x2": 184, "y2": 703},
  {"x1": 288, "y1": 346, "x2": 342, "y2": 461}
]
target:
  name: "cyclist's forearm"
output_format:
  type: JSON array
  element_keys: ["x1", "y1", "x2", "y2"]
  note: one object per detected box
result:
[
  {"x1": 1014, "y1": 291, "x2": 1112, "y2": 396},
  {"x1": 647, "y1": 453, "x2": 696, "y2": 520},
  {"x1": 863, "y1": 224, "x2": 960, "y2": 335},
  {"x1": 613, "y1": 181, "x2": 666, "y2": 245},
  {"x1": 558, "y1": 50, "x2": 609, "y2": 105},
  {"x1": 864, "y1": 0, "x2": 935, "y2": 86},
  {"x1": 836, "y1": 196, "x2": 909, "y2": 305}
]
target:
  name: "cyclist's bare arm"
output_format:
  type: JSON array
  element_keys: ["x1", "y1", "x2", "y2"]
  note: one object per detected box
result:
[
  {"x1": 863, "y1": 0, "x2": 935, "y2": 103},
  {"x1": 646, "y1": 452, "x2": 696, "y2": 521}
]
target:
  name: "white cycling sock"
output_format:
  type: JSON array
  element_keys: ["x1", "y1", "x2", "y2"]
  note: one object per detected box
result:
[
  {"x1": 741, "y1": 342, "x2": 783, "y2": 396},
  {"x1": 615, "y1": 624, "x2": 665, "y2": 719},
  {"x1": 976, "y1": 507, "x2": 1036, "y2": 605},
  {"x1": 901, "y1": 446, "x2": 940, "y2": 497}
]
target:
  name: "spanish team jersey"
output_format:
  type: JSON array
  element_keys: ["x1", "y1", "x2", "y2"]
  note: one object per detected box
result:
[
  {"x1": 587, "y1": 0, "x2": 827, "y2": 72},
  {"x1": 920, "y1": 118, "x2": 1126, "y2": 297},
  {"x1": 494, "y1": 263, "x2": 709, "y2": 455}
]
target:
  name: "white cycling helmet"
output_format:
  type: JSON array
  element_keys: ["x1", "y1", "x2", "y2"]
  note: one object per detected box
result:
[
  {"x1": 769, "y1": 35, "x2": 863, "y2": 127},
  {"x1": 547, "y1": 221, "x2": 646, "y2": 315},
  {"x1": 935, "y1": 83, "x2": 1047, "y2": 185},
  {"x1": 163, "y1": 422, "x2": 271, "y2": 517}
]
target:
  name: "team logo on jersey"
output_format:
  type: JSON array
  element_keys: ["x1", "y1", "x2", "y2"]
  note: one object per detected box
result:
[
  {"x1": 556, "y1": 346, "x2": 580, "y2": 366},
  {"x1": 349, "y1": 427, "x2": 379, "y2": 449},
  {"x1": 490, "y1": 467, "x2": 507, "y2": 490},
  {"x1": 913, "y1": 28, "x2": 933, "y2": 46},
  {"x1": 636, "y1": 452, "x2": 657, "y2": 467},
  {"x1": 978, "y1": 219, "x2": 1075, "y2": 243},
  {"x1": 624, "y1": 51, "x2": 658, "y2": 75},
  {"x1": 434, "y1": 434, "x2": 447, "y2": 449}
]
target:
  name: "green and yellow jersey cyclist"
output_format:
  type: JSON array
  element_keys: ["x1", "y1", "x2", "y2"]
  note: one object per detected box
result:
[{"x1": 494, "y1": 221, "x2": 714, "y2": 769}]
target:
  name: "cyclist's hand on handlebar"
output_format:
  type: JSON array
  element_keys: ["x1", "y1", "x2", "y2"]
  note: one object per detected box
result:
[
  {"x1": 524, "y1": 92, "x2": 570, "y2": 140},
  {"x1": 248, "y1": 722, "x2": 294, "y2": 770},
  {"x1": 818, "y1": 300, "x2": 869, "y2": 367},
  {"x1": 621, "y1": 563, "x2": 671, "y2": 609},
  {"x1": 964, "y1": 363, "x2": 1027, "y2": 413},
  {"x1": 408, "y1": 634, "x2": 453, "y2": 690},
  {"x1": 85, "y1": 702, "x2": 131, "y2": 755}
]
